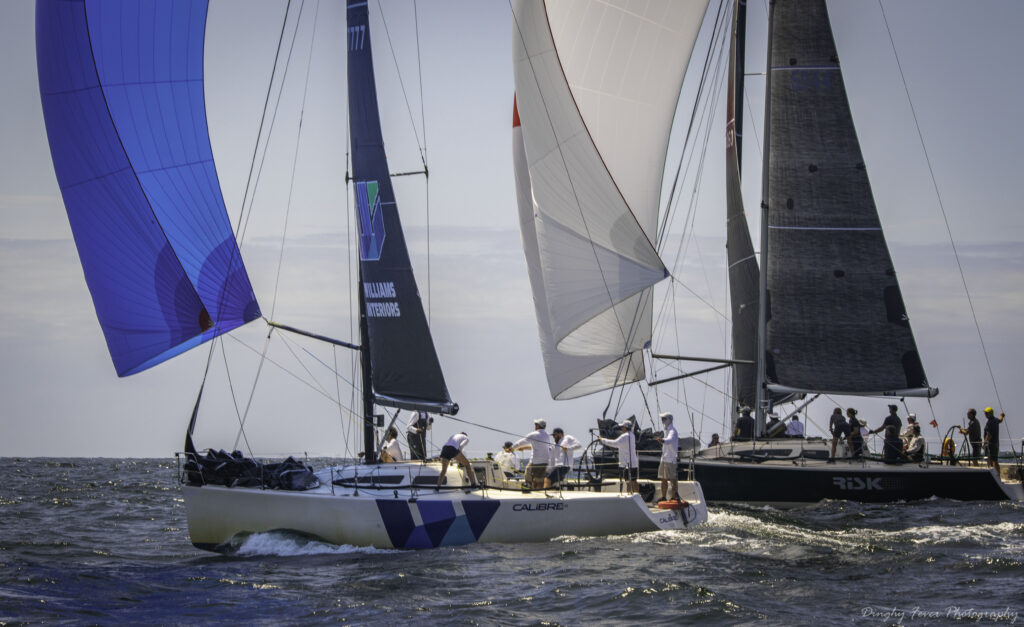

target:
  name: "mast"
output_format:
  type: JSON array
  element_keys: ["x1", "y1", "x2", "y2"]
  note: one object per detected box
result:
[
  {"x1": 358, "y1": 264, "x2": 376, "y2": 464},
  {"x1": 735, "y1": 0, "x2": 746, "y2": 172},
  {"x1": 754, "y1": 0, "x2": 775, "y2": 437}
]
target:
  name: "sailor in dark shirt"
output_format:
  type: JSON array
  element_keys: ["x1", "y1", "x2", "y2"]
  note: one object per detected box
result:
[
  {"x1": 983, "y1": 407, "x2": 1006, "y2": 475},
  {"x1": 829, "y1": 408, "x2": 850, "y2": 461},
  {"x1": 870, "y1": 404, "x2": 903, "y2": 463},
  {"x1": 847, "y1": 413, "x2": 865, "y2": 458},
  {"x1": 734, "y1": 406, "x2": 755, "y2": 441},
  {"x1": 959, "y1": 408, "x2": 982, "y2": 466}
]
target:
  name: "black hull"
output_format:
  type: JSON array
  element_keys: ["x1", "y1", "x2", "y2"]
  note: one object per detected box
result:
[
  {"x1": 591, "y1": 448, "x2": 1014, "y2": 504},
  {"x1": 690, "y1": 460, "x2": 1010, "y2": 504}
]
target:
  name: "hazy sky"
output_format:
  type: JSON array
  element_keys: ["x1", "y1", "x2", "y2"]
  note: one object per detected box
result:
[{"x1": 1, "y1": 0, "x2": 1022, "y2": 458}]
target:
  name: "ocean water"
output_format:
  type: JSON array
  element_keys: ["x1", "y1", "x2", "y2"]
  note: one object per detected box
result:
[{"x1": 1, "y1": 458, "x2": 1022, "y2": 625}]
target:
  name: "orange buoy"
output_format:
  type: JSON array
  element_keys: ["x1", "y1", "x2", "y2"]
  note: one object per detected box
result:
[{"x1": 657, "y1": 499, "x2": 688, "y2": 510}]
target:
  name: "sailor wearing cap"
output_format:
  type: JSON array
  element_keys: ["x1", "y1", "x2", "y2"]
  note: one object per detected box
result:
[
  {"x1": 901, "y1": 413, "x2": 918, "y2": 445},
  {"x1": 598, "y1": 419, "x2": 639, "y2": 494},
  {"x1": 512, "y1": 419, "x2": 553, "y2": 489},
  {"x1": 655, "y1": 412, "x2": 679, "y2": 502},
  {"x1": 983, "y1": 407, "x2": 1006, "y2": 474},
  {"x1": 870, "y1": 404, "x2": 904, "y2": 462},
  {"x1": 734, "y1": 406, "x2": 755, "y2": 441},
  {"x1": 495, "y1": 441, "x2": 519, "y2": 477}
]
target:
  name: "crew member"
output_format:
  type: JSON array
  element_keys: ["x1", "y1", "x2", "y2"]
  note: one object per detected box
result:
[
  {"x1": 544, "y1": 428, "x2": 581, "y2": 489},
  {"x1": 734, "y1": 407, "x2": 755, "y2": 441},
  {"x1": 983, "y1": 407, "x2": 1006, "y2": 475},
  {"x1": 655, "y1": 412, "x2": 679, "y2": 502},
  {"x1": 903, "y1": 424, "x2": 925, "y2": 462},
  {"x1": 829, "y1": 408, "x2": 850, "y2": 461},
  {"x1": 513, "y1": 419, "x2": 553, "y2": 489},
  {"x1": 495, "y1": 441, "x2": 519, "y2": 477},
  {"x1": 902, "y1": 414, "x2": 918, "y2": 445},
  {"x1": 785, "y1": 415, "x2": 805, "y2": 438},
  {"x1": 406, "y1": 410, "x2": 432, "y2": 461},
  {"x1": 871, "y1": 404, "x2": 903, "y2": 463},
  {"x1": 959, "y1": 409, "x2": 982, "y2": 466},
  {"x1": 598, "y1": 421, "x2": 639, "y2": 494},
  {"x1": 435, "y1": 432, "x2": 478, "y2": 490},
  {"x1": 380, "y1": 427, "x2": 402, "y2": 462}
]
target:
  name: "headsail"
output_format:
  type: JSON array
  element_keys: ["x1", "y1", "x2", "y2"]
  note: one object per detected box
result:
[
  {"x1": 761, "y1": 0, "x2": 935, "y2": 397},
  {"x1": 512, "y1": 0, "x2": 709, "y2": 399},
  {"x1": 347, "y1": 0, "x2": 455, "y2": 414},
  {"x1": 36, "y1": 0, "x2": 260, "y2": 377}
]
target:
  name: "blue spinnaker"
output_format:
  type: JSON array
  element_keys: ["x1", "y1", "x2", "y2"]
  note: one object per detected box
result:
[{"x1": 36, "y1": 0, "x2": 260, "y2": 376}]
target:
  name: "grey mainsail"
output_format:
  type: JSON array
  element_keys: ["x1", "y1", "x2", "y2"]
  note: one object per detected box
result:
[{"x1": 762, "y1": 0, "x2": 935, "y2": 397}]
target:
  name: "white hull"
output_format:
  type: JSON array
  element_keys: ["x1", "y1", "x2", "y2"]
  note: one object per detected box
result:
[{"x1": 181, "y1": 462, "x2": 707, "y2": 551}]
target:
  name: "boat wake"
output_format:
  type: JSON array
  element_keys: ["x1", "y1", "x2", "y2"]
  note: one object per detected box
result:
[{"x1": 232, "y1": 531, "x2": 396, "y2": 557}]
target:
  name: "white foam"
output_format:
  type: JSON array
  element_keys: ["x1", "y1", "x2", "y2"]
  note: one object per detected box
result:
[{"x1": 234, "y1": 531, "x2": 397, "y2": 557}]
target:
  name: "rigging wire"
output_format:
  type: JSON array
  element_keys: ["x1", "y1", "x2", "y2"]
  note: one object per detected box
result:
[
  {"x1": 269, "y1": 0, "x2": 321, "y2": 320},
  {"x1": 656, "y1": 0, "x2": 729, "y2": 250},
  {"x1": 237, "y1": 0, "x2": 307, "y2": 247},
  {"x1": 877, "y1": 2, "x2": 1008, "y2": 441},
  {"x1": 413, "y1": 0, "x2": 432, "y2": 321},
  {"x1": 375, "y1": 0, "x2": 427, "y2": 164}
]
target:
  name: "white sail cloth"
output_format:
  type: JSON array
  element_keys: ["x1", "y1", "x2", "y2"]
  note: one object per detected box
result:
[{"x1": 512, "y1": 0, "x2": 708, "y2": 398}]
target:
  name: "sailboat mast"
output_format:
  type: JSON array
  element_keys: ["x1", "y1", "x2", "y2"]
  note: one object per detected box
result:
[
  {"x1": 754, "y1": 0, "x2": 776, "y2": 436},
  {"x1": 358, "y1": 266, "x2": 377, "y2": 464},
  {"x1": 734, "y1": 0, "x2": 746, "y2": 172}
]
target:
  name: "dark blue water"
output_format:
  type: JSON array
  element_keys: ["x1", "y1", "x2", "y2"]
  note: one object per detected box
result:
[{"x1": 1, "y1": 459, "x2": 1021, "y2": 625}]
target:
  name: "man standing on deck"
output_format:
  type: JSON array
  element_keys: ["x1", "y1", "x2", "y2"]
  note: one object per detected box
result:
[
  {"x1": 598, "y1": 421, "x2": 639, "y2": 494},
  {"x1": 655, "y1": 412, "x2": 680, "y2": 502},
  {"x1": 513, "y1": 419, "x2": 552, "y2": 489},
  {"x1": 734, "y1": 407, "x2": 755, "y2": 441},
  {"x1": 544, "y1": 428, "x2": 581, "y2": 489},
  {"x1": 959, "y1": 408, "x2": 983, "y2": 466},
  {"x1": 829, "y1": 408, "x2": 850, "y2": 462},
  {"x1": 871, "y1": 405, "x2": 903, "y2": 463},
  {"x1": 406, "y1": 411, "x2": 432, "y2": 461},
  {"x1": 983, "y1": 407, "x2": 1006, "y2": 475}
]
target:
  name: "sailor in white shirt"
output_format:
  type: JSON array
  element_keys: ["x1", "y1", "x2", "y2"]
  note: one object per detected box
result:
[
  {"x1": 380, "y1": 427, "x2": 403, "y2": 462},
  {"x1": 495, "y1": 441, "x2": 519, "y2": 477},
  {"x1": 544, "y1": 428, "x2": 582, "y2": 488},
  {"x1": 513, "y1": 419, "x2": 553, "y2": 489},
  {"x1": 406, "y1": 411, "x2": 432, "y2": 461},
  {"x1": 655, "y1": 412, "x2": 679, "y2": 501},
  {"x1": 435, "y1": 432, "x2": 478, "y2": 490},
  {"x1": 785, "y1": 415, "x2": 805, "y2": 438},
  {"x1": 598, "y1": 421, "x2": 639, "y2": 494}
]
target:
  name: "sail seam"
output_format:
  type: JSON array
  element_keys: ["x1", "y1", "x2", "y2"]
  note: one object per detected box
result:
[
  {"x1": 767, "y1": 225, "x2": 881, "y2": 231},
  {"x1": 77, "y1": 2, "x2": 208, "y2": 364}
]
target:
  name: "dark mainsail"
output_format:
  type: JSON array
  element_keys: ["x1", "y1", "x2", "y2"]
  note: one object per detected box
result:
[
  {"x1": 347, "y1": 0, "x2": 455, "y2": 414},
  {"x1": 725, "y1": 0, "x2": 760, "y2": 413},
  {"x1": 761, "y1": 0, "x2": 934, "y2": 397}
]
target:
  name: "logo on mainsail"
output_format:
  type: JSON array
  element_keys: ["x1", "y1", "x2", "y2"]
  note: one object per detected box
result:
[{"x1": 356, "y1": 180, "x2": 386, "y2": 261}]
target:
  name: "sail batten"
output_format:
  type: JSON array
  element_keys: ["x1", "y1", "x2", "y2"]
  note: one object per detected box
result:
[
  {"x1": 762, "y1": 0, "x2": 930, "y2": 395},
  {"x1": 37, "y1": 0, "x2": 260, "y2": 376}
]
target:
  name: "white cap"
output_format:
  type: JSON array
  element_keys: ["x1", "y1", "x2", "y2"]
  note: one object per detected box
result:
[
  {"x1": 768, "y1": 412, "x2": 779, "y2": 419},
  {"x1": 659, "y1": 412, "x2": 673, "y2": 423},
  {"x1": 534, "y1": 418, "x2": 546, "y2": 429}
]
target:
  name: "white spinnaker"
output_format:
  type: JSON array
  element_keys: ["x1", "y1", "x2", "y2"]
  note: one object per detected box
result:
[
  {"x1": 512, "y1": 0, "x2": 708, "y2": 396},
  {"x1": 515, "y1": 101, "x2": 644, "y2": 399}
]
